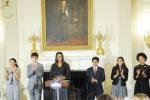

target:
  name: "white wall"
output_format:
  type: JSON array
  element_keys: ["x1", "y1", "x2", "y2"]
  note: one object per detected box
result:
[{"x1": 0, "y1": 0, "x2": 143, "y2": 99}]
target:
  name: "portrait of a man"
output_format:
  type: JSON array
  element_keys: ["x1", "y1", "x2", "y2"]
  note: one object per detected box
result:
[{"x1": 42, "y1": 0, "x2": 92, "y2": 50}]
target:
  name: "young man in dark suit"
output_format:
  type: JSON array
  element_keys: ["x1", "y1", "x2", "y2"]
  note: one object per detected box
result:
[{"x1": 87, "y1": 57, "x2": 105, "y2": 100}]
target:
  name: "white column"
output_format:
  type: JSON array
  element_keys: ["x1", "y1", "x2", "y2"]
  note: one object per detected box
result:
[
  {"x1": 0, "y1": 5, "x2": 4, "y2": 69},
  {"x1": 118, "y1": 0, "x2": 134, "y2": 98},
  {"x1": 0, "y1": 8, "x2": 4, "y2": 83},
  {"x1": 0, "y1": 8, "x2": 5, "y2": 100},
  {"x1": 119, "y1": 0, "x2": 132, "y2": 67}
]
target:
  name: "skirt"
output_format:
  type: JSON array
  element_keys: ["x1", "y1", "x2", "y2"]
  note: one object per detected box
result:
[{"x1": 111, "y1": 78, "x2": 128, "y2": 98}]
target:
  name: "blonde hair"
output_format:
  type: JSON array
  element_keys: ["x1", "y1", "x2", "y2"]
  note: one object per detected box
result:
[
  {"x1": 133, "y1": 93, "x2": 149, "y2": 100},
  {"x1": 97, "y1": 94, "x2": 113, "y2": 100}
]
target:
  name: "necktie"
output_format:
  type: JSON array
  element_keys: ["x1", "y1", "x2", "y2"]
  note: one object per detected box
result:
[
  {"x1": 93, "y1": 68, "x2": 97, "y2": 78},
  {"x1": 94, "y1": 68, "x2": 97, "y2": 74}
]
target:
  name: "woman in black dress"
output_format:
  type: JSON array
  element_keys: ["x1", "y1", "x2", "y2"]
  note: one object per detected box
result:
[
  {"x1": 134, "y1": 52, "x2": 150, "y2": 97},
  {"x1": 50, "y1": 52, "x2": 71, "y2": 100}
]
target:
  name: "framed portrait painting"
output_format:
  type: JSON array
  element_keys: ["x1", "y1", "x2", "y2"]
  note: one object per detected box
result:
[{"x1": 42, "y1": 0, "x2": 93, "y2": 50}]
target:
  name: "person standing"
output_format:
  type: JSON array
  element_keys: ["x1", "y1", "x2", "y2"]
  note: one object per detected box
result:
[
  {"x1": 27, "y1": 52, "x2": 44, "y2": 100},
  {"x1": 50, "y1": 52, "x2": 71, "y2": 100},
  {"x1": 111, "y1": 57, "x2": 128, "y2": 100},
  {"x1": 5, "y1": 58, "x2": 21, "y2": 100},
  {"x1": 134, "y1": 52, "x2": 150, "y2": 97},
  {"x1": 87, "y1": 57, "x2": 105, "y2": 100}
]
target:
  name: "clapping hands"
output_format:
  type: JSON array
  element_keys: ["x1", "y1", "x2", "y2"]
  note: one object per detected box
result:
[
  {"x1": 141, "y1": 70, "x2": 147, "y2": 77},
  {"x1": 136, "y1": 69, "x2": 141, "y2": 75},
  {"x1": 121, "y1": 70, "x2": 124, "y2": 76}
]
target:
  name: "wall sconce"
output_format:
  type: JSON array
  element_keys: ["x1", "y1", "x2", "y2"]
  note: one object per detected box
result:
[
  {"x1": 95, "y1": 31, "x2": 105, "y2": 55},
  {"x1": 28, "y1": 34, "x2": 40, "y2": 53},
  {"x1": 144, "y1": 32, "x2": 150, "y2": 49}
]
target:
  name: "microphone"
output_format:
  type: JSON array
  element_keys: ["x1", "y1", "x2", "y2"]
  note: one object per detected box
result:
[{"x1": 10, "y1": 72, "x2": 13, "y2": 84}]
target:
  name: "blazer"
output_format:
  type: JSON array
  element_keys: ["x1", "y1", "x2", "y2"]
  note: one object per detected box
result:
[
  {"x1": 27, "y1": 62, "x2": 44, "y2": 90},
  {"x1": 133, "y1": 64, "x2": 150, "y2": 97},
  {"x1": 111, "y1": 66, "x2": 128, "y2": 86},
  {"x1": 87, "y1": 66, "x2": 105, "y2": 94}
]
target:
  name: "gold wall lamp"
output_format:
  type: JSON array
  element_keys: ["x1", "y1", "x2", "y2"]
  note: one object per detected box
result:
[
  {"x1": 95, "y1": 31, "x2": 105, "y2": 55},
  {"x1": 144, "y1": 32, "x2": 150, "y2": 49},
  {"x1": 28, "y1": 34, "x2": 40, "y2": 53}
]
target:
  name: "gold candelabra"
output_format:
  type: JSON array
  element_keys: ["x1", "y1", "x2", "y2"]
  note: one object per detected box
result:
[
  {"x1": 144, "y1": 32, "x2": 150, "y2": 49},
  {"x1": 95, "y1": 31, "x2": 104, "y2": 55},
  {"x1": 28, "y1": 34, "x2": 40, "y2": 53}
]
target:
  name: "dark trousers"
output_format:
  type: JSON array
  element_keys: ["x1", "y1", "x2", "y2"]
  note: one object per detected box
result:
[{"x1": 87, "y1": 86, "x2": 102, "y2": 100}]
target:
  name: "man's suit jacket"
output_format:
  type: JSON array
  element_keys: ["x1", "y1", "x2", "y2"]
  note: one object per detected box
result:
[
  {"x1": 87, "y1": 66, "x2": 105, "y2": 94},
  {"x1": 27, "y1": 62, "x2": 44, "y2": 90}
]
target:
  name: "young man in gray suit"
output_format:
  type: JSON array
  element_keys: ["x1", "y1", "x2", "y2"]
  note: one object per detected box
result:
[{"x1": 27, "y1": 52, "x2": 44, "y2": 100}]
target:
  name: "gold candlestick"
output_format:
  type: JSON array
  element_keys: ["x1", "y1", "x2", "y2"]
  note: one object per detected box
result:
[
  {"x1": 95, "y1": 31, "x2": 104, "y2": 55},
  {"x1": 28, "y1": 34, "x2": 40, "y2": 53},
  {"x1": 5, "y1": 0, "x2": 9, "y2": 5},
  {"x1": 144, "y1": 32, "x2": 150, "y2": 49}
]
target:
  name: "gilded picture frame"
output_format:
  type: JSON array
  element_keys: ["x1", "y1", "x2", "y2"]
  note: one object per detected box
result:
[{"x1": 41, "y1": 0, "x2": 93, "y2": 51}]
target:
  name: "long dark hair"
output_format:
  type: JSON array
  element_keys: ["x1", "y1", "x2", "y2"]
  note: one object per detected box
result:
[
  {"x1": 116, "y1": 57, "x2": 127, "y2": 69},
  {"x1": 55, "y1": 52, "x2": 64, "y2": 64},
  {"x1": 9, "y1": 58, "x2": 19, "y2": 68}
]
